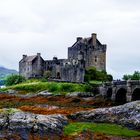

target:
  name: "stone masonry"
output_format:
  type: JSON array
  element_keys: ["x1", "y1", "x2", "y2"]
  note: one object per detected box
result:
[
  {"x1": 100, "y1": 80, "x2": 140, "y2": 103},
  {"x1": 19, "y1": 33, "x2": 107, "y2": 83}
]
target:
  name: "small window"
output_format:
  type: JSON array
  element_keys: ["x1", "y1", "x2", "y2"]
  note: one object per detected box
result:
[{"x1": 95, "y1": 56, "x2": 97, "y2": 62}]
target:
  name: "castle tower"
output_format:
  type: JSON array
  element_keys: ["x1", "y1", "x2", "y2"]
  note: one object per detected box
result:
[{"x1": 68, "y1": 33, "x2": 107, "y2": 71}]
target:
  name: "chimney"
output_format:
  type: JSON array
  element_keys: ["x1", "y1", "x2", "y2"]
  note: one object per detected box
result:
[
  {"x1": 53, "y1": 56, "x2": 58, "y2": 60},
  {"x1": 91, "y1": 33, "x2": 97, "y2": 46},
  {"x1": 37, "y1": 53, "x2": 41, "y2": 56},
  {"x1": 23, "y1": 55, "x2": 27, "y2": 59},
  {"x1": 76, "y1": 37, "x2": 82, "y2": 42}
]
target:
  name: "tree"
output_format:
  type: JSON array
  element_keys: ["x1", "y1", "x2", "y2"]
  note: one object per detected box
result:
[
  {"x1": 123, "y1": 71, "x2": 140, "y2": 80},
  {"x1": 107, "y1": 74, "x2": 113, "y2": 81},
  {"x1": 5, "y1": 74, "x2": 26, "y2": 86},
  {"x1": 132, "y1": 71, "x2": 140, "y2": 80},
  {"x1": 84, "y1": 66, "x2": 113, "y2": 82},
  {"x1": 123, "y1": 74, "x2": 132, "y2": 80}
]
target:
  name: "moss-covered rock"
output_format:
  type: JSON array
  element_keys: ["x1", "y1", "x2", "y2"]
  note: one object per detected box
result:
[{"x1": 69, "y1": 101, "x2": 140, "y2": 129}]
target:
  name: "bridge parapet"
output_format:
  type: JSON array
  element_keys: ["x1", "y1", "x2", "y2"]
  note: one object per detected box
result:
[
  {"x1": 104, "y1": 81, "x2": 127, "y2": 87},
  {"x1": 104, "y1": 82, "x2": 112, "y2": 86},
  {"x1": 113, "y1": 81, "x2": 127, "y2": 86},
  {"x1": 103, "y1": 80, "x2": 140, "y2": 87},
  {"x1": 128, "y1": 80, "x2": 140, "y2": 85}
]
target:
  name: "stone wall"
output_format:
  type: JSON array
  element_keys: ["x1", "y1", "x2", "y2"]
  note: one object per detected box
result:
[
  {"x1": 32, "y1": 58, "x2": 45, "y2": 78},
  {"x1": 61, "y1": 61, "x2": 85, "y2": 83},
  {"x1": 46, "y1": 58, "x2": 85, "y2": 83},
  {"x1": 68, "y1": 33, "x2": 106, "y2": 71},
  {"x1": 19, "y1": 33, "x2": 107, "y2": 82},
  {"x1": 19, "y1": 54, "x2": 45, "y2": 79},
  {"x1": 89, "y1": 46, "x2": 106, "y2": 71}
]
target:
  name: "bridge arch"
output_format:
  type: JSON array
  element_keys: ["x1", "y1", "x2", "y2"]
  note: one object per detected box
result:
[
  {"x1": 106, "y1": 88, "x2": 112, "y2": 99},
  {"x1": 132, "y1": 88, "x2": 140, "y2": 101},
  {"x1": 115, "y1": 88, "x2": 127, "y2": 105}
]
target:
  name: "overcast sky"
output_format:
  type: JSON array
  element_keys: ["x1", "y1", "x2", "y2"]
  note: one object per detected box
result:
[{"x1": 0, "y1": 0, "x2": 140, "y2": 79}]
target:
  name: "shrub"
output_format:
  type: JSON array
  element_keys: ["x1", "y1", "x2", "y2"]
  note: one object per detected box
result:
[
  {"x1": 107, "y1": 74, "x2": 113, "y2": 81},
  {"x1": 5, "y1": 75, "x2": 26, "y2": 86},
  {"x1": 43, "y1": 71, "x2": 51, "y2": 79},
  {"x1": 48, "y1": 83, "x2": 58, "y2": 92},
  {"x1": 59, "y1": 84, "x2": 75, "y2": 92},
  {"x1": 84, "y1": 67, "x2": 113, "y2": 83}
]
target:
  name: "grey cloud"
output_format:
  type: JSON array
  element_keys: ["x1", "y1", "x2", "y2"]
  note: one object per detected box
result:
[{"x1": 0, "y1": 0, "x2": 140, "y2": 79}]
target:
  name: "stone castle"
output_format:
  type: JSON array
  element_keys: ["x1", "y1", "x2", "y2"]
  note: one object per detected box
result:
[{"x1": 19, "y1": 33, "x2": 106, "y2": 83}]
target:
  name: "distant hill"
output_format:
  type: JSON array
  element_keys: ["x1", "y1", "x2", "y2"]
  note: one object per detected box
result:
[{"x1": 0, "y1": 66, "x2": 18, "y2": 79}]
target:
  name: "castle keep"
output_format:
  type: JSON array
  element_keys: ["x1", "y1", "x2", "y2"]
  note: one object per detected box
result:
[{"x1": 19, "y1": 33, "x2": 107, "y2": 83}]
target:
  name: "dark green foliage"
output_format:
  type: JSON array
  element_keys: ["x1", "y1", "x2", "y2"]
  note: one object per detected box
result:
[
  {"x1": 107, "y1": 74, "x2": 113, "y2": 81},
  {"x1": 48, "y1": 84, "x2": 58, "y2": 92},
  {"x1": 123, "y1": 71, "x2": 140, "y2": 80},
  {"x1": 132, "y1": 71, "x2": 140, "y2": 80},
  {"x1": 84, "y1": 67, "x2": 113, "y2": 82},
  {"x1": 123, "y1": 75, "x2": 132, "y2": 80},
  {"x1": 5, "y1": 75, "x2": 26, "y2": 86},
  {"x1": 59, "y1": 84, "x2": 75, "y2": 92},
  {"x1": 43, "y1": 70, "x2": 51, "y2": 79}
]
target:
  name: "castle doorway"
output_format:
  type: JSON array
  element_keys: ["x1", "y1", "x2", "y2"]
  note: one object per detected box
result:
[
  {"x1": 115, "y1": 88, "x2": 127, "y2": 105},
  {"x1": 132, "y1": 88, "x2": 140, "y2": 101},
  {"x1": 57, "y1": 72, "x2": 61, "y2": 79}
]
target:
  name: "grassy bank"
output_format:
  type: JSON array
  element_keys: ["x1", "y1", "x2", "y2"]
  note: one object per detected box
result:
[
  {"x1": 1, "y1": 81, "x2": 91, "y2": 94},
  {"x1": 64, "y1": 122, "x2": 140, "y2": 137}
]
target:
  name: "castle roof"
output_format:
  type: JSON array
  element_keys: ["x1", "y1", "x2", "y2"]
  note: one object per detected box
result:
[
  {"x1": 19, "y1": 55, "x2": 37, "y2": 63},
  {"x1": 25, "y1": 55, "x2": 37, "y2": 62},
  {"x1": 71, "y1": 36, "x2": 102, "y2": 48}
]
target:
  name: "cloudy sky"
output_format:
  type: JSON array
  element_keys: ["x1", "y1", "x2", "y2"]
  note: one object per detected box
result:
[{"x1": 0, "y1": 0, "x2": 140, "y2": 79}]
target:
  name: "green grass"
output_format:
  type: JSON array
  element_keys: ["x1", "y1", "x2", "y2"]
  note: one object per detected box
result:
[
  {"x1": 64, "y1": 122, "x2": 140, "y2": 137},
  {"x1": 89, "y1": 80, "x2": 102, "y2": 84},
  {"x1": 1, "y1": 81, "x2": 91, "y2": 94},
  {"x1": 4, "y1": 108, "x2": 20, "y2": 114}
]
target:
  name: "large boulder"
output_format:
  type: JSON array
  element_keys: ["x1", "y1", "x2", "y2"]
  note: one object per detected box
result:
[
  {"x1": 66, "y1": 92, "x2": 94, "y2": 97},
  {"x1": 69, "y1": 101, "x2": 140, "y2": 129},
  {"x1": 7, "y1": 89, "x2": 17, "y2": 94},
  {"x1": 0, "y1": 89, "x2": 17, "y2": 94},
  {"x1": 37, "y1": 90, "x2": 53, "y2": 96},
  {"x1": 0, "y1": 109, "x2": 68, "y2": 139}
]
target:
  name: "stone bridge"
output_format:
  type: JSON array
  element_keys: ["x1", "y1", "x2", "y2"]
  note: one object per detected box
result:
[{"x1": 99, "y1": 80, "x2": 140, "y2": 104}]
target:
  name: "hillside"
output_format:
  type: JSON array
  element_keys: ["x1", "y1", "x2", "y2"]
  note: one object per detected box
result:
[{"x1": 0, "y1": 66, "x2": 18, "y2": 79}]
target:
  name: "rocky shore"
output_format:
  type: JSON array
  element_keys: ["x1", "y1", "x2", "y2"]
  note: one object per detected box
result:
[
  {"x1": 0, "y1": 90, "x2": 140, "y2": 139},
  {"x1": 69, "y1": 101, "x2": 140, "y2": 129},
  {"x1": 0, "y1": 109, "x2": 68, "y2": 139}
]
